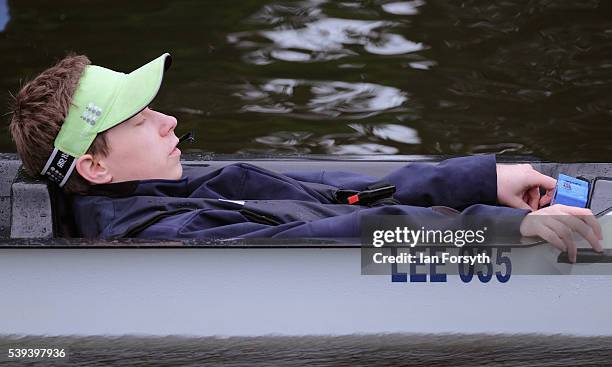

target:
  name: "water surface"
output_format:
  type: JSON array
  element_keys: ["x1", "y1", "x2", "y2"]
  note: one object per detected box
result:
[
  {"x1": 1, "y1": 0, "x2": 611, "y2": 161},
  {"x1": 2, "y1": 334, "x2": 612, "y2": 366}
]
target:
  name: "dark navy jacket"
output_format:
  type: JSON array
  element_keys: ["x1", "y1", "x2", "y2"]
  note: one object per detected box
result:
[{"x1": 72, "y1": 155, "x2": 529, "y2": 241}]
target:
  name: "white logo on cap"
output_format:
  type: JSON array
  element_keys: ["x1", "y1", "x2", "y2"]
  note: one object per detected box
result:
[{"x1": 81, "y1": 102, "x2": 103, "y2": 126}]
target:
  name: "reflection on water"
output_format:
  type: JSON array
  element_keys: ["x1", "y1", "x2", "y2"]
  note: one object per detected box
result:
[
  {"x1": 470, "y1": 142, "x2": 528, "y2": 155},
  {"x1": 235, "y1": 79, "x2": 408, "y2": 118},
  {"x1": 230, "y1": 17, "x2": 424, "y2": 64},
  {"x1": 369, "y1": 123, "x2": 421, "y2": 144},
  {"x1": 229, "y1": 0, "x2": 424, "y2": 64},
  {"x1": 239, "y1": 123, "x2": 419, "y2": 155},
  {"x1": 1, "y1": 0, "x2": 612, "y2": 160},
  {"x1": 382, "y1": 1, "x2": 425, "y2": 15}
]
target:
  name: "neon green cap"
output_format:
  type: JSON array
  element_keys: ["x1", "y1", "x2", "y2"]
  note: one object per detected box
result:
[{"x1": 41, "y1": 53, "x2": 172, "y2": 186}]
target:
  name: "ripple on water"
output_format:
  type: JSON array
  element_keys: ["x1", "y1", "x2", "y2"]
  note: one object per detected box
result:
[
  {"x1": 235, "y1": 79, "x2": 408, "y2": 119},
  {"x1": 382, "y1": 0, "x2": 425, "y2": 15},
  {"x1": 329, "y1": 143, "x2": 399, "y2": 154},
  {"x1": 469, "y1": 142, "x2": 530, "y2": 155},
  {"x1": 255, "y1": 131, "x2": 313, "y2": 147},
  {"x1": 184, "y1": 0, "x2": 612, "y2": 160},
  {"x1": 228, "y1": 14, "x2": 425, "y2": 64},
  {"x1": 370, "y1": 123, "x2": 421, "y2": 144},
  {"x1": 249, "y1": 122, "x2": 420, "y2": 155}
]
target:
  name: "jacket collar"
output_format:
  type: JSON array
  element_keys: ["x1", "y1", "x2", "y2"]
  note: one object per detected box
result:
[
  {"x1": 84, "y1": 177, "x2": 190, "y2": 198},
  {"x1": 84, "y1": 180, "x2": 140, "y2": 198}
]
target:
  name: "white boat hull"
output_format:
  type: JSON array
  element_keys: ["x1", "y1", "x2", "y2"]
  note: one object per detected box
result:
[{"x1": 1, "y1": 247, "x2": 611, "y2": 337}]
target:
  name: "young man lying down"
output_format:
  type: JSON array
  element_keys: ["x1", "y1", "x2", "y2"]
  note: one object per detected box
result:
[{"x1": 8, "y1": 53, "x2": 603, "y2": 262}]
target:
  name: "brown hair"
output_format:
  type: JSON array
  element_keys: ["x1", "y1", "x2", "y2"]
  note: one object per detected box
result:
[{"x1": 8, "y1": 53, "x2": 110, "y2": 194}]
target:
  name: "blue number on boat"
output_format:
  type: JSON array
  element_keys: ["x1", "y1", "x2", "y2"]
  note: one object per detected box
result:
[
  {"x1": 477, "y1": 247, "x2": 493, "y2": 283},
  {"x1": 429, "y1": 246, "x2": 447, "y2": 283},
  {"x1": 459, "y1": 246, "x2": 475, "y2": 283},
  {"x1": 409, "y1": 248, "x2": 427, "y2": 282},
  {"x1": 495, "y1": 247, "x2": 512, "y2": 283},
  {"x1": 391, "y1": 247, "x2": 512, "y2": 283}
]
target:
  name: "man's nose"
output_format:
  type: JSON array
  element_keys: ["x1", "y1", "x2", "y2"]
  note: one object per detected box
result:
[{"x1": 159, "y1": 113, "x2": 178, "y2": 136}]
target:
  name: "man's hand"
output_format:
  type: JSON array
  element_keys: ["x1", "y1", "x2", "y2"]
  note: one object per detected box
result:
[
  {"x1": 497, "y1": 164, "x2": 556, "y2": 210},
  {"x1": 520, "y1": 204, "x2": 604, "y2": 263}
]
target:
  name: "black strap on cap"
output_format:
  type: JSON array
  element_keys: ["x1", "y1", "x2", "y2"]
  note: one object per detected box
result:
[{"x1": 40, "y1": 147, "x2": 77, "y2": 187}]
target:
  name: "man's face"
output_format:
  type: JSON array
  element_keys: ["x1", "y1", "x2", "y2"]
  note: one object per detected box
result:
[{"x1": 100, "y1": 107, "x2": 183, "y2": 182}]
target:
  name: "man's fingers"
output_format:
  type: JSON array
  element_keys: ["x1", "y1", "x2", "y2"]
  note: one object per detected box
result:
[
  {"x1": 528, "y1": 204, "x2": 604, "y2": 262},
  {"x1": 539, "y1": 189, "x2": 554, "y2": 207},
  {"x1": 527, "y1": 186, "x2": 540, "y2": 210},
  {"x1": 560, "y1": 206, "x2": 603, "y2": 240},
  {"x1": 546, "y1": 219, "x2": 577, "y2": 263},
  {"x1": 568, "y1": 237, "x2": 578, "y2": 263},
  {"x1": 527, "y1": 169, "x2": 556, "y2": 208},
  {"x1": 579, "y1": 212, "x2": 603, "y2": 241},
  {"x1": 558, "y1": 215, "x2": 603, "y2": 252},
  {"x1": 538, "y1": 224, "x2": 566, "y2": 252}
]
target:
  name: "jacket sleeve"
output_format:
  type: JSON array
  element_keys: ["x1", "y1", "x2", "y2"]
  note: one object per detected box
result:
[
  {"x1": 134, "y1": 202, "x2": 528, "y2": 243},
  {"x1": 284, "y1": 155, "x2": 498, "y2": 210}
]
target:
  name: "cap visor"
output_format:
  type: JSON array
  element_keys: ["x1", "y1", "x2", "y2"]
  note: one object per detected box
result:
[{"x1": 98, "y1": 53, "x2": 172, "y2": 132}]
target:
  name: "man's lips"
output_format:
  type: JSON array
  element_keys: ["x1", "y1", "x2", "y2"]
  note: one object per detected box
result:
[{"x1": 170, "y1": 138, "x2": 181, "y2": 156}]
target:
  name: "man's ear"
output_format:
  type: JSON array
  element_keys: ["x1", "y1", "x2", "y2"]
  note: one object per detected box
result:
[{"x1": 75, "y1": 154, "x2": 113, "y2": 184}]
